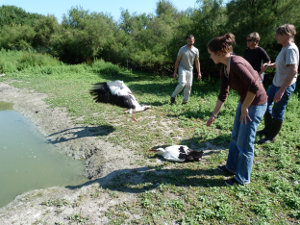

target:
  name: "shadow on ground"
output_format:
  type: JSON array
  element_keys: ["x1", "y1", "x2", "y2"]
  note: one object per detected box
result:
[
  {"x1": 166, "y1": 109, "x2": 212, "y2": 120},
  {"x1": 48, "y1": 125, "x2": 115, "y2": 144},
  {"x1": 179, "y1": 134, "x2": 230, "y2": 151},
  {"x1": 66, "y1": 164, "x2": 228, "y2": 193}
]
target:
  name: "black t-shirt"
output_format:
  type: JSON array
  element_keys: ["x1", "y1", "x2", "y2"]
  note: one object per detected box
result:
[{"x1": 244, "y1": 46, "x2": 270, "y2": 73}]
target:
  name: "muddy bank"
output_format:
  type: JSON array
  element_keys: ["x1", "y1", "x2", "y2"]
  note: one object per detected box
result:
[{"x1": 0, "y1": 82, "x2": 142, "y2": 179}]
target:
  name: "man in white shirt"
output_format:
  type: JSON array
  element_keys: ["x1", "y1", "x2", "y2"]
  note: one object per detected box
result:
[{"x1": 171, "y1": 35, "x2": 202, "y2": 104}]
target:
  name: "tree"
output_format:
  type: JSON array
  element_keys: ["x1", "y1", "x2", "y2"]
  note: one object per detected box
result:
[
  {"x1": 52, "y1": 7, "x2": 117, "y2": 63},
  {"x1": 190, "y1": 0, "x2": 227, "y2": 75},
  {"x1": 0, "y1": 24, "x2": 35, "y2": 50},
  {"x1": 33, "y1": 16, "x2": 59, "y2": 52},
  {"x1": 0, "y1": 5, "x2": 43, "y2": 27},
  {"x1": 226, "y1": 0, "x2": 300, "y2": 58}
]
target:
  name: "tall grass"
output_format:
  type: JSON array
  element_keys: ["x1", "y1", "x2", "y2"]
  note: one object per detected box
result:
[
  {"x1": 92, "y1": 59, "x2": 122, "y2": 75},
  {"x1": 0, "y1": 49, "x2": 60, "y2": 73}
]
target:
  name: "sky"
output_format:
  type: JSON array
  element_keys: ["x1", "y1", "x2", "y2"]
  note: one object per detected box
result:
[{"x1": 0, "y1": 0, "x2": 199, "y2": 23}]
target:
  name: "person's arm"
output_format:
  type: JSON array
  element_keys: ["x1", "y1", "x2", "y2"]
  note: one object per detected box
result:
[
  {"x1": 206, "y1": 67, "x2": 230, "y2": 127},
  {"x1": 259, "y1": 47, "x2": 271, "y2": 76},
  {"x1": 240, "y1": 91, "x2": 256, "y2": 124},
  {"x1": 274, "y1": 64, "x2": 297, "y2": 102},
  {"x1": 173, "y1": 56, "x2": 181, "y2": 79},
  {"x1": 262, "y1": 47, "x2": 271, "y2": 63},
  {"x1": 206, "y1": 100, "x2": 224, "y2": 126},
  {"x1": 259, "y1": 60, "x2": 271, "y2": 79},
  {"x1": 195, "y1": 57, "x2": 202, "y2": 80},
  {"x1": 259, "y1": 62, "x2": 271, "y2": 80},
  {"x1": 261, "y1": 62, "x2": 276, "y2": 74}
]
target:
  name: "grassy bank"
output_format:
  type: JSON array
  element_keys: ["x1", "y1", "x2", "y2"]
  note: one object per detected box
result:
[{"x1": 1, "y1": 50, "x2": 299, "y2": 224}]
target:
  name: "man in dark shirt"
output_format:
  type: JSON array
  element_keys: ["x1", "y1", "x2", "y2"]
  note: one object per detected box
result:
[{"x1": 244, "y1": 32, "x2": 271, "y2": 81}]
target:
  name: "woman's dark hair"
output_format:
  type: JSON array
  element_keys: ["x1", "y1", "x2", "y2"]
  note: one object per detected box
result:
[{"x1": 207, "y1": 33, "x2": 236, "y2": 55}]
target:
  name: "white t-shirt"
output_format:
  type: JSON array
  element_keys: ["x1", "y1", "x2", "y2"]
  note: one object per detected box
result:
[
  {"x1": 273, "y1": 43, "x2": 299, "y2": 87},
  {"x1": 178, "y1": 45, "x2": 199, "y2": 71}
]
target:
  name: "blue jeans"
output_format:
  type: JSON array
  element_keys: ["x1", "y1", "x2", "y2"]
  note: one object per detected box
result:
[
  {"x1": 226, "y1": 102, "x2": 267, "y2": 184},
  {"x1": 266, "y1": 83, "x2": 296, "y2": 121},
  {"x1": 261, "y1": 72, "x2": 265, "y2": 82}
]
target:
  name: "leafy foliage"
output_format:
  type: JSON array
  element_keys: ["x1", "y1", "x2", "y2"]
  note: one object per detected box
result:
[{"x1": 0, "y1": 0, "x2": 300, "y2": 73}]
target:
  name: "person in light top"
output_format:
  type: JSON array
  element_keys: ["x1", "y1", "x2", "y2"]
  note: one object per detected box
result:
[
  {"x1": 170, "y1": 35, "x2": 202, "y2": 105},
  {"x1": 258, "y1": 24, "x2": 299, "y2": 144}
]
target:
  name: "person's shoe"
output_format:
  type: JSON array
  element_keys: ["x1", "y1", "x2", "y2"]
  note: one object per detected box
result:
[
  {"x1": 256, "y1": 129, "x2": 266, "y2": 137},
  {"x1": 182, "y1": 102, "x2": 188, "y2": 105},
  {"x1": 170, "y1": 97, "x2": 176, "y2": 105},
  {"x1": 258, "y1": 119, "x2": 282, "y2": 144},
  {"x1": 225, "y1": 178, "x2": 241, "y2": 186},
  {"x1": 217, "y1": 165, "x2": 235, "y2": 176},
  {"x1": 257, "y1": 112, "x2": 272, "y2": 139},
  {"x1": 258, "y1": 137, "x2": 275, "y2": 144}
]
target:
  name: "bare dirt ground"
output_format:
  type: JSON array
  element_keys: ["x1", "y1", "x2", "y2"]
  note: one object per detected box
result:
[{"x1": 0, "y1": 82, "x2": 146, "y2": 224}]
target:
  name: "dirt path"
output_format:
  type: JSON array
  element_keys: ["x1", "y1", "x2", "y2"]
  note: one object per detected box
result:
[{"x1": 0, "y1": 82, "x2": 144, "y2": 224}]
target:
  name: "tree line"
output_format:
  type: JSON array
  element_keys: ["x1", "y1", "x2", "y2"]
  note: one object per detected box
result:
[{"x1": 0, "y1": 0, "x2": 299, "y2": 75}]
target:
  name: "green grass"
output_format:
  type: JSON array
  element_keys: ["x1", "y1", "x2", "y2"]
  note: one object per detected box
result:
[{"x1": 1, "y1": 50, "x2": 299, "y2": 224}]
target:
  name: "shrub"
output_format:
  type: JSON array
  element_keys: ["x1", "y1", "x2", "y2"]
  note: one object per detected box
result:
[
  {"x1": 0, "y1": 49, "x2": 21, "y2": 72},
  {"x1": 92, "y1": 59, "x2": 121, "y2": 75},
  {"x1": 17, "y1": 52, "x2": 60, "y2": 70}
]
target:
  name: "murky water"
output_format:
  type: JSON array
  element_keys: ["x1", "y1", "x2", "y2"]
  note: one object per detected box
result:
[{"x1": 0, "y1": 101, "x2": 87, "y2": 207}]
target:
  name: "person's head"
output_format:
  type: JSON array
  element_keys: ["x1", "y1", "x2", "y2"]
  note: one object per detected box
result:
[
  {"x1": 247, "y1": 32, "x2": 260, "y2": 49},
  {"x1": 186, "y1": 34, "x2": 195, "y2": 46},
  {"x1": 275, "y1": 24, "x2": 296, "y2": 45},
  {"x1": 207, "y1": 33, "x2": 235, "y2": 64}
]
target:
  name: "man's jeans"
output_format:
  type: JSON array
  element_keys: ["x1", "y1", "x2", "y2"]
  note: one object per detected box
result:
[
  {"x1": 226, "y1": 102, "x2": 267, "y2": 184},
  {"x1": 171, "y1": 67, "x2": 193, "y2": 103},
  {"x1": 266, "y1": 83, "x2": 296, "y2": 121}
]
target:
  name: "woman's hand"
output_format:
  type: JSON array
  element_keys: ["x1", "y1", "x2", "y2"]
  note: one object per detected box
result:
[
  {"x1": 206, "y1": 115, "x2": 216, "y2": 127},
  {"x1": 240, "y1": 106, "x2": 252, "y2": 125}
]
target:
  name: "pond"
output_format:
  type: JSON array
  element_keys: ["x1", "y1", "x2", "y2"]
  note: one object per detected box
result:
[{"x1": 0, "y1": 101, "x2": 87, "y2": 207}]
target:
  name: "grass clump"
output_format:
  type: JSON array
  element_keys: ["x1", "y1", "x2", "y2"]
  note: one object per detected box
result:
[
  {"x1": 41, "y1": 198, "x2": 70, "y2": 207},
  {"x1": 92, "y1": 59, "x2": 122, "y2": 75},
  {"x1": 0, "y1": 49, "x2": 60, "y2": 73}
]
